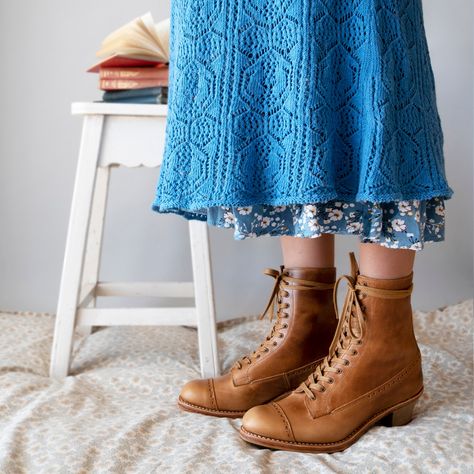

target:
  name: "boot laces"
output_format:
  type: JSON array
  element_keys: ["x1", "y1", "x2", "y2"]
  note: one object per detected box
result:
[
  {"x1": 234, "y1": 266, "x2": 334, "y2": 370},
  {"x1": 296, "y1": 253, "x2": 413, "y2": 400}
]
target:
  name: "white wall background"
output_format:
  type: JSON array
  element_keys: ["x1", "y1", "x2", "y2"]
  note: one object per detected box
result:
[{"x1": 0, "y1": 0, "x2": 472, "y2": 320}]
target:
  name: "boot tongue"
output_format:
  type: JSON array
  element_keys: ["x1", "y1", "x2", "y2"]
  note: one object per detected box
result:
[{"x1": 284, "y1": 267, "x2": 336, "y2": 284}]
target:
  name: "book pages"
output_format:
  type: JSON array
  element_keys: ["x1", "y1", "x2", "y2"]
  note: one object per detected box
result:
[{"x1": 96, "y1": 12, "x2": 169, "y2": 62}]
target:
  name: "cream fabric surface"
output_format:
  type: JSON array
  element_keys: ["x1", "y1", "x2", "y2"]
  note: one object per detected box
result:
[{"x1": 0, "y1": 300, "x2": 472, "y2": 473}]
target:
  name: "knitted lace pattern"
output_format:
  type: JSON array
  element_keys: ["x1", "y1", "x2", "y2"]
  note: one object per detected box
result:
[{"x1": 152, "y1": 0, "x2": 453, "y2": 213}]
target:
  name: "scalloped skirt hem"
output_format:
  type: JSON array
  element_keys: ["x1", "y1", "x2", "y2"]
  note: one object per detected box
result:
[{"x1": 151, "y1": 197, "x2": 446, "y2": 251}]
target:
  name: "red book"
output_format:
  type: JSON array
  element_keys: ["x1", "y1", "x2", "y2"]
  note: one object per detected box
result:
[
  {"x1": 99, "y1": 66, "x2": 169, "y2": 80},
  {"x1": 87, "y1": 54, "x2": 167, "y2": 73}
]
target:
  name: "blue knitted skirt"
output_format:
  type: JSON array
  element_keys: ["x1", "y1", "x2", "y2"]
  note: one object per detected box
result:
[{"x1": 151, "y1": 0, "x2": 453, "y2": 250}]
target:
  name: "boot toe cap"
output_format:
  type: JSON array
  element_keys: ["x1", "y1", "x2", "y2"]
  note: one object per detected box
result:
[
  {"x1": 242, "y1": 402, "x2": 294, "y2": 442},
  {"x1": 179, "y1": 378, "x2": 216, "y2": 410}
]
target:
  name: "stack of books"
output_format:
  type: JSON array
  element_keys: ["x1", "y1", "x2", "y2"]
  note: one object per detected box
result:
[{"x1": 87, "y1": 13, "x2": 169, "y2": 104}]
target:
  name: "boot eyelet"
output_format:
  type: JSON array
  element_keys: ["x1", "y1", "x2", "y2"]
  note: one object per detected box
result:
[
  {"x1": 343, "y1": 360, "x2": 350, "y2": 366},
  {"x1": 264, "y1": 348, "x2": 269, "y2": 352},
  {"x1": 284, "y1": 291, "x2": 290, "y2": 297},
  {"x1": 352, "y1": 350, "x2": 358, "y2": 356},
  {"x1": 336, "y1": 368, "x2": 342, "y2": 374},
  {"x1": 256, "y1": 354, "x2": 261, "y2": 358},
  {"x1": 273, "y1": 341, "x2": 278, "y2": 346},
  {"x1": 320, "y1": 387, "x2": 326, "y2": 392},
  {"x1": 279, "y1": 334, "x2": 284, "y2": 338},
  {"x1": 283, "y1": 323, "x2": 288, "y2": 329},
  {"x1": 328, "y1": 378, "x2": 334, "y2": 384}
]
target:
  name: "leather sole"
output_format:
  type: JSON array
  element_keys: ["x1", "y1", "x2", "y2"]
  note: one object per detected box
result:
[
  {"x1": 177, "y1": 396, "x2": 246, "y2": 418},
  {"x1": 239, "y1": 388, "x2": 423, "y2": 453}
]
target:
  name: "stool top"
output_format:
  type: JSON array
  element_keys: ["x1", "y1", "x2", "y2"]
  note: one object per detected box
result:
[{"x1": 71, "y1": 102, "x2": 168, "y2": 117}]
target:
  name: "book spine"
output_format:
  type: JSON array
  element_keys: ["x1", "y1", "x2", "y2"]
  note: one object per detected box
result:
[
  {"x1": 99, "y1": 67, "x2": 169, "y2": 80},
  {"x1": 102, "y1": 86, "x2": 167, "y2": 100},
  {"x1": 100, "y1": 78, "x2": 168, "y2": 90},
  {"x1": 102, "y1": 95, "x2": 167, "y2": 104}
]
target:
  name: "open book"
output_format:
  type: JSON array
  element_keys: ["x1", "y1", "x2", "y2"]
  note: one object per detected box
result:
[{"x1": 87, "y1": 13, "x2": 170, "y2": 73}]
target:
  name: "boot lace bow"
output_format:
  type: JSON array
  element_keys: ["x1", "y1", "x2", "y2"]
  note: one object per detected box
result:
[{"x1": 234, "y1": 266, "x2": 334, "y2": 370}]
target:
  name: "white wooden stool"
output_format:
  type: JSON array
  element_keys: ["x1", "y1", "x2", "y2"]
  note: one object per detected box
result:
[{"x1": 50, "y1": 102, "x2": 219, "y2": 379}]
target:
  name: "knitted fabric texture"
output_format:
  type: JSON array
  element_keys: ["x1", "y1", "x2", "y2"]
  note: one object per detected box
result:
[{"x1": 152, "y1": 0, "x2": 453, "y2": 213}]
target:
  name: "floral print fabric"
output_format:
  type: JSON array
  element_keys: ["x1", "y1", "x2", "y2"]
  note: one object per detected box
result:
[{"x1": 206, "y1": 197, "x2": 446, "y2": 251}]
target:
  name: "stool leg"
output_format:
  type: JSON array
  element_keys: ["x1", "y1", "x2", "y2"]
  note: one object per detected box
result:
[
  {"x1": 188, "y1": 220, "x2": 220, "y2": 377},
  {"x1": 77, "y1": 165, "x2": 110, "y2": 337},
  {"x1": 50, "y1": 115, "x2": 104, "y2": 378}
]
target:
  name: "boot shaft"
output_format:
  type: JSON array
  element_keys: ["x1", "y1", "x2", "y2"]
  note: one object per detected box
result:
[
  {"x1": 284, "y1": 266, "x2": 338, "y2": 358},
  {"x1": 356, "y1": 271, "x2": 420, "y2": 368},
  {"x1": 233, "y1": 266, "x2": 338, "y2": 383},
  {"x1": 310, "y1": 253, "x2": 423, "y2": 412}
]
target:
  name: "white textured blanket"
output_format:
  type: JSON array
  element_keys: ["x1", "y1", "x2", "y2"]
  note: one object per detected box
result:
[{"x1": 0, "y1": 300, "x2": 472, "y2": 473}]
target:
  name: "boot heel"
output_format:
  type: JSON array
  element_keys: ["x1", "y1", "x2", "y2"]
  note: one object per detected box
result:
[{"x1": 382, "y1": 401, "x2": 416, "y2": 427}]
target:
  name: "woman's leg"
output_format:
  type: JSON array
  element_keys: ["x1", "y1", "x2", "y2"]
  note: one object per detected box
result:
[
  {"x1": 359, "y1": 243, "x2": 415, "y2": 278},
  {"x1": 280, "y1": 234, "x2": 334, "y2": 268},
  {"x1": 281, "y1": 236, "x2": 414, "y2": 277}
]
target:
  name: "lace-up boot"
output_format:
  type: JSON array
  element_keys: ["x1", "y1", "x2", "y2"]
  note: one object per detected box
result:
[
  {"x1": 178, "y1": 266, "x2": 338, "y2": 417},
  {"x1": 240, "y1": 252, "x2": 423, "y2": 452}
]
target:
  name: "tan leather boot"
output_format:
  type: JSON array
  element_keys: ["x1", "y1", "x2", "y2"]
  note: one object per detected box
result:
[
  {"x1": 178, "y1": 266, "x2": 338, "y2": 417},
  {"x1": 240, "y1": 252, "x2": 423, "y2": 452}
]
